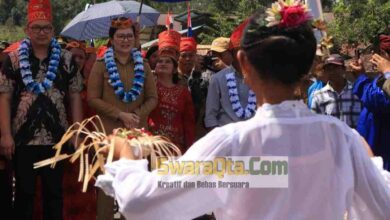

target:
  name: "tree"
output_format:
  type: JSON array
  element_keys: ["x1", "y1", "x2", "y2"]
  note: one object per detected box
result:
[
  {"x1": 321, "y1": 0, "x2": 335, "y2": 12},
  {"x1": 198, "y1": 0, "x2": 272, "y2": 44},
  {"x1": 0, "y1": 0, "x2": 16, "y2": 23},
  {"x1": 11, "y1": 7, "x2": 22, "y2": 26},
  {"x1": 328, "y1": 0, "x2": 390, "y2": 45}
]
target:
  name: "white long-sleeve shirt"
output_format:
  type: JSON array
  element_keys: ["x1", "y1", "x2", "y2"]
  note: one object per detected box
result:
[{"x1": 96, "y1": 100, "x2": 390, "y2": 220}]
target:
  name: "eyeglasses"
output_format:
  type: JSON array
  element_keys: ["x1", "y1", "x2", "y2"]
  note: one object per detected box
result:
[
  {"x1": 29, "y1": 25, "x2": 53, "y2": 34},
  {"x1": 115, "y1": 34, "x2": 134, "y2": 41}
]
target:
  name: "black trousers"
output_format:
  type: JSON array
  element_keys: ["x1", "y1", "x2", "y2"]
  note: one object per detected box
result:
[
  {"x1": 14, "y1": 145, "x2": 64, "y2": 220},
  {"x1": 0, "y1": 158, "x2": 13, "y2": 218}
]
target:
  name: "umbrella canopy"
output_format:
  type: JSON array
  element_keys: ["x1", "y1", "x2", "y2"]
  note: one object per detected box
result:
[{"x1": 61, "y1": 0, "x2": 160, "y2": 40}]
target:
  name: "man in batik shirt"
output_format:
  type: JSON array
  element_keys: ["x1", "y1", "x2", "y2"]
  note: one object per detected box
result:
[{"x1": 0, "y1": 0, "x2": 82, "y2": 219}]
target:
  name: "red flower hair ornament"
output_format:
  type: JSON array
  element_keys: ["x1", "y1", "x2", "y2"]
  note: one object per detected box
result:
[{"x1": 266, "y1": 0, "x2": 312, "y2": 28}]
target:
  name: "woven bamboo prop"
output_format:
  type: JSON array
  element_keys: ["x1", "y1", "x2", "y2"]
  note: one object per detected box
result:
[{"x1": 33, "y1": 115, "x2": 182, "y2": 192}]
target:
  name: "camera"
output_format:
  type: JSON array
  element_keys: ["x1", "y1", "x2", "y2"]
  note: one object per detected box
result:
[{"x1": 203, "y1": 54, "x2": 218, "y2": 72}]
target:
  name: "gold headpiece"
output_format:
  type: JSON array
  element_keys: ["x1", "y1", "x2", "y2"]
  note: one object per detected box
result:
[
  {"x1": 66, "y1": 41, "x2": 86, "y2": 51},
  {"x1": 111, "y1": 17, "x2": 133, "y2": 29}
]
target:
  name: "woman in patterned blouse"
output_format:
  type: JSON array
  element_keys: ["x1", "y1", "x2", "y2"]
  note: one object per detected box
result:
[{"x1": 87, "y1": 17, "x2": 158, "y2": 220}]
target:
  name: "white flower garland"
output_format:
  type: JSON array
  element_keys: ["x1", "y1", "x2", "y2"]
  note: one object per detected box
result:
[
  {"x1": 19, "y1": 38, "x2": 61, "y2": 94},
  {"x1": 104, "y1": 47, "x2": 145, "y2": 103},
  {"x1": 226, "y1": 72, "x2": 257, "y2": 119}
]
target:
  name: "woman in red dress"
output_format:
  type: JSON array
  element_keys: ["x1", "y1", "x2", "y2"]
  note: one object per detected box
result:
[{"x1": 148, "y1": 30, "x2": 196, "y2": 153}]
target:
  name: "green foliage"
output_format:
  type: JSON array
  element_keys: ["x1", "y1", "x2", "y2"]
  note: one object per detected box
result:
[
  {"x1": 0, "y1": 0, "x2": 16, "y2": 23},
  {"x1": 321, "y1": 0, "x2": 334, "y2": 12},
  {"x1": 94, "y1": 38, "x2": 109, "y2": 47},
  {"x1": 0, "y1": 0, "x2": 108, "y2": 36},
  {"x1": 198, "y1": 15, "x2": 240, "y2": 44},
  {"x1": 198, "y1": 0, "x2": 272, "y2": 44},
  {"x1": 328, "y1": 0, "x2": 390, "y2": 45},
  {"x1": 4, "y1": 0, "x2": 384, "y2": 47},
  {"x1": 0, "y1": 0, "x2": 271, "y2": 43},
  {"x1": 0, "y1": 25, "x2": 25, "y2": 42}
]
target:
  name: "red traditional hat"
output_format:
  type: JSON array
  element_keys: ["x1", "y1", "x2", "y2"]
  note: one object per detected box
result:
[
  {"x1": 230, "y1": 19, "x2": 250, "y2": 49},
  {"x1": 180, "y1": 37, "x2": 197, "y2": 52},
  {"x1": 28, "y1": 0, "x2": 53, "y2": 24},
  {"x1": 158, "y1": 30, "x2": 181, "y2": 60}
]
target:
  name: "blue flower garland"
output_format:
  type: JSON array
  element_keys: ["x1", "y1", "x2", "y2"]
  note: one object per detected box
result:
[
  {"x1": 104, "y1": 47, "x2": 145, "y2": 103},
  {"x1": 226, "y1": 72, "x2": 257, "y2": 119},
  {"x1": 18, "y1": 38, "x2": 61, "y2": 94}
]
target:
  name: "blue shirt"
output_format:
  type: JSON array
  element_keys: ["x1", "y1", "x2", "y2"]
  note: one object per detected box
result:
[
  {"x1": 307, "y1": 80, "x2": 325, "y2": 107},
  {"x1": 353, "y1": 74, "x2": 390, "y2": 169}
]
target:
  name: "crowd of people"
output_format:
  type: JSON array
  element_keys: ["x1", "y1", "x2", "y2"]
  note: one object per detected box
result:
[{"x1": 0, "y1": 0, "x2": 390, "y2": 219}]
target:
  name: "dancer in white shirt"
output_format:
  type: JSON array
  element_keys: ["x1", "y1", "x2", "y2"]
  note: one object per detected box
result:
[{"x1": 95, "y1": 1, "x2": 390, "y2": 219}]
